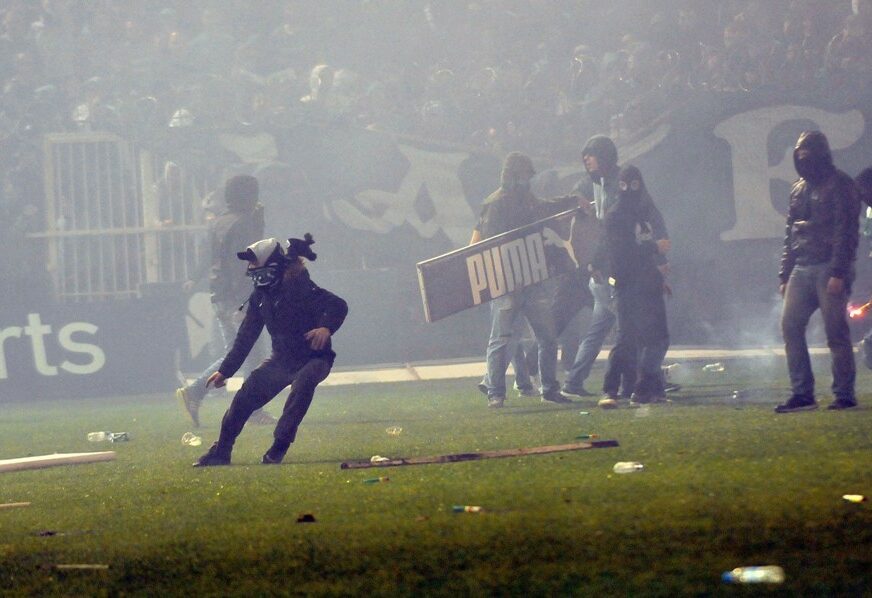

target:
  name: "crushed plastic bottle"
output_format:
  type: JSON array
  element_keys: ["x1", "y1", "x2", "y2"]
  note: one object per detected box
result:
[
  {"x1": 721, "y1": 566, "x2": 785, "y2": 584},
  {"x1": 370, "y1": 455, "x2": 391, "y2": 463},
  {"x1": 702, "y1": 362, "x2": 725, "y2": 372},
  {"x1": 87, "y1": 431, "x2": 129, "y2": 443},
  {"x1": 363, "y1": 477, "x2": 390, "y2": 484},
  {"x1": 181, "y1": 432, "x2": 202, "y2": 447},
  {"x1": 613, "y1": 461, "x2": 644, "y2": 474}
]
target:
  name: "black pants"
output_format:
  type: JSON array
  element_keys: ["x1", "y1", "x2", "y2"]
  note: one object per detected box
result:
[
  {"x1": 603, "y1": 273, "x2": 669, "y2": 397},
  {"x1": 216, "y1": 357, "x2": 332, "y2": 455}
]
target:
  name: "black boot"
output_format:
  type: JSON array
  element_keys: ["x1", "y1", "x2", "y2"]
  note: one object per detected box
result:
[
  {"x1": 261, "y1": 439, "x2": 291, "y2": 464},
  {"x1": 193, "y1": 442, "x2": 231, "y2": 467}
]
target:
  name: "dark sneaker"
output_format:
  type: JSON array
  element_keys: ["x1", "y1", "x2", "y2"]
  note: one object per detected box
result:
[
  {"x1": 176, "y1": 386, "x2": 203, "y2": 428},
  {"x1": 628, "y1": 392, "x2": 652, "y2": 406},
  {"x1": 774, "y1": 395, "x2": 818, "y2": 413},
  {"x1": 541, "y1": 392, "x2": 573, "y2": 405},
  {"x1": 598, "y1": 394, "x2": 620, "y2": 409},
  {"x1": 249, "y1": 409, "x2": 278, "y2": 426},
  {"x1": 664, "y1": 383, "x2": 682, "y2": 393},
  {"x1": 193, "y1": 442, "x2": 230, "y2": 467},
  {"x1": 514, "y1": 383, "x2": 541, "y2": 398},
  {"x1": 477, "y1": 381, "x2": 488, "y2": 395},
  {"x1": 487, "y1": 396, "x2": 505, "y2": 408},
  {"x1": 826, "y1": 398, "x2": 858, "y2": 410},
  {"x1": 262, "y1": 440, "x2": 291, "y2": 464},
  {"x1": 561, "y1": 385, "x2": 594, "y2": 398}
]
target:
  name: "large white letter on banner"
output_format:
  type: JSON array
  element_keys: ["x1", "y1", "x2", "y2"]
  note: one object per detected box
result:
[
  {"x1": 714, "y1": 106, "x2": 864, "y2": 241},
  {"x1": 467, "y1": 254, "x2": 487, "y2": 305}
]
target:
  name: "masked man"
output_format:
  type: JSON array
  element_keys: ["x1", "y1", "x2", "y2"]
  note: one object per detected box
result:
[
  {"x1": 777, "y1": 131, "x2": 860, "y2": 413},
  {"x1": 471, "y1": 152, "x2": 586, "y2": 408},
  {"x1": 194, "y1": 234, "x2": 348, "y2": 466}
]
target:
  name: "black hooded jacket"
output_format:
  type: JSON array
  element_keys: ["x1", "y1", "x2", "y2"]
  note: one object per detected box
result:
[
  {"x1": 779, "y1": 131, "x2": 860, "y2": 283},
  {"x1": 218, "y1": 268, "x2": 348, "y2": 377}
]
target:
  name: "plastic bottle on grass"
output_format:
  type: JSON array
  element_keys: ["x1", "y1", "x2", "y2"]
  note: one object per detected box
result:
[
  {"x1": 88, "y1": 431, "x2": 129, "y2": 442},
  {"x1": 613, "y1": 461, "x2": 644, "y2": 474},
  {"x1": 721, "y1": 566, "x2": 784, "y2": 584},
  {"x1": 702, "y1": 362, "x2": 725, "y2": 373}
]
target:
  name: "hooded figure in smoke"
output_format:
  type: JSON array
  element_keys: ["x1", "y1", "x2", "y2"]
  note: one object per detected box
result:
[
  {"x1": 776, "y1": 131, "x2": 861, "y2": 412},
  {"x1": 177, "y1": 175, "x2": 272, "y2": 428},
  {"x1": 560, "y1": 135, "x2": 670, "y2": 407},
  {"x1": 590, "y1": 165, "x2": 670, "y2": 403},
  {"x1": 470, "y1": 152, "x2": 584, "y2": 408},
  {"x1": 194, "y1": 234, "x2": 348, "y2": 466}
]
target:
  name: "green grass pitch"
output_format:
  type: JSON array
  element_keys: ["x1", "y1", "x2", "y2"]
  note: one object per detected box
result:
[{"x1": 1, "y1": 357, "x2": 870, "y2": 596}]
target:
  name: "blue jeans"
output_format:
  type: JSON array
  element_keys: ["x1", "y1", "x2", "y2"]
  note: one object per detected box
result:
[
  {"x1": 188, "y1": 301, "x2": 263, "y2": 400},
  {"x1": 563, "y1": 279, "x2": 616, "y2": 392},
  {"x1": 481, "y1": 319, "x2": 537, "y2": 391},
  {"x1": 485, "y1": 284, "x2": 558, "y2": 398},
  {"x1": 781, "y1": 263, "x2": 855, "y2": 401}
]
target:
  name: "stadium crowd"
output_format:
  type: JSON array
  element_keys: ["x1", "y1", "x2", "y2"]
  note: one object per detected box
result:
[{"x1": 1, "y1": 0, "x2": 871, "y2": 298}]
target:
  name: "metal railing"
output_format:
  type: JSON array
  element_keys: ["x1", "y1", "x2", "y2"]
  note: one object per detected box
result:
[{"x1": 31, "y1": 132, "x2": 209, "y2": 301}]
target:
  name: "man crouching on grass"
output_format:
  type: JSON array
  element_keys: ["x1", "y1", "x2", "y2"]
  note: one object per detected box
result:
[{"x1": 194, "y1": 234, "x2": 348, "y2": 466}]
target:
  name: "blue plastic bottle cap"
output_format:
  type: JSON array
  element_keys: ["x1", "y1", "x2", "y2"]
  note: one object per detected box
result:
[{"x1": 721, "y1": 572, "x2": 735, "y2": 583}]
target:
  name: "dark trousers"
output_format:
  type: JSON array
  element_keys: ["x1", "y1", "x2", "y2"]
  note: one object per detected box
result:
[
  {"x1": 216, "y1": 357, "x2": 331, "y2": 455},
  {"x1": 603, "y1": 273, "x2": 669, "y2": 398}
]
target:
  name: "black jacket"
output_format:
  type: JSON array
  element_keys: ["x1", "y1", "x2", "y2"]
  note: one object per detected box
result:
[
  {"x1": 591, "y1": 195, "x2": 660, "y2": 290},
  {"x1": 779, "y1": 132, "x2": 860, "y2": 283},
  {"x1": 218, "y1": 269, "x2": 348, "y2": 377}
]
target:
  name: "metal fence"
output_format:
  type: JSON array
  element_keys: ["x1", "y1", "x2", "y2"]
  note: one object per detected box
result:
[{"x1": 31, "y1": 132, "x2": 208, "y2": 301}]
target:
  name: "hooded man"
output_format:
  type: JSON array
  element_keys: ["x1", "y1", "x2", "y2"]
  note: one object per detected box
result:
[
  {"x1": 470, "y1": 152, "x2": 584, "y2": 408},
  {"x1": 591, "y1": 166, "x2": 670, "y2": 403},
  {"x1": 176, "y1": 175, "x2": 275, "y2": 427},
  {"x1": 193, "y1": 234, "x2": 348, "y2": 466},
  {"x1": 560, "y1": 135, "x2": 669, "y2": 408},
  {"x1": 776, "y1": 131, "x2": 861, "y2": 413}
]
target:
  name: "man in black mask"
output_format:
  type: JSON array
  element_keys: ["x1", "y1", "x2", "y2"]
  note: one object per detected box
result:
[
  {"x1": 590, "y1": 166, "x2": 669, "y2": 402},
  {"x1": 777, "y1": 131, "x2": 861, "y2": 412},
  {"x1": 194, "y1": 234, "x2": 348, "y2": 466}
]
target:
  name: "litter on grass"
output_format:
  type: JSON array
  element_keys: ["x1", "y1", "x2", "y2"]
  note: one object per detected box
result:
[
  {"x1": 0, "y1": 502, "x2": 30, "y2": 510},
  {"x1": 55, "y1": 564, "x2": 109, "y2": 571},
  {"x1": 842, "y1": 494, "x2": 866, "y2": 503},
  {"x1": 370, "y1": 455, "x2": 391, "y2": 463},
  {"x1": 296, "y1": 513, "x2": 316, "y2": 523},
  {"x1": 363, "y1": 477, "x2": 390, "y2": 484},
  {"x1": 181, "y1": 432, "x2": 202, "y2": 446},
  {"x1": 452, "y1": 505, "x2": 483, "y2": 513},
  {"x1": 385, "y1": 426, "x2": 403, "y2": 436}
]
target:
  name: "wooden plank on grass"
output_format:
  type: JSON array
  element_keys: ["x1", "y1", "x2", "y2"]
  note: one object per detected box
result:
[
  {"x1": 340, "y1": 440, "x2": 618, "y2": 470},
  {"x1": 0, "y1": 452, "x2": 116, "y2": 474}
]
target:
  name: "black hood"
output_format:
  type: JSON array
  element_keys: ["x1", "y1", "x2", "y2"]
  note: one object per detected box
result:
[
  {"x1": 582, "y1": 135, "x2": 618, "y2": 180},
  {"x1": 793, "y1": 131, "x2": 834, "y2": 184},
  {"x1": 617, "y1": 165, "x2": 645, "y2": 204},
  {"x1": 499, "y1": 152, "x2": 535, "y2": 194}
]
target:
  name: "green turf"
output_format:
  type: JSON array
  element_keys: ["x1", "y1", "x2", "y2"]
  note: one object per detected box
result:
[{"x1": 0, "y1": 357, "x2": 870, "y2": 596}]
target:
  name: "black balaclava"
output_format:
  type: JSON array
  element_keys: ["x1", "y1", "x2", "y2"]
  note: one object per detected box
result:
[
  {"x1": 500, "y1": 152, "x2": 535, "y2": 195},
  {"x1": 617, "y1": 165, "x2": 645, "y2": 205},
  {"x1": 225, "y1": 174, "x2": 259, "y2": 213},
  {"x1": 793, "y1": 131, "x2": 834, "y2": 185},
  {"x1": 582, "y1": 135, "x2": 618, "y2": 181}
]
